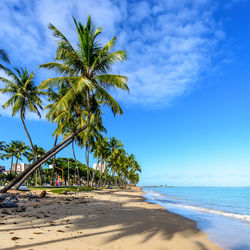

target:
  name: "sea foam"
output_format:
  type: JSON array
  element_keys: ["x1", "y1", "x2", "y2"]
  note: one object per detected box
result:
[{"x1": 144, "y1": 189, "x2": 250, "y2": 222}]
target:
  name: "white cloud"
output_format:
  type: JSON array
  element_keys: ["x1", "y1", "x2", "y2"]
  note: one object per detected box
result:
[{"x1": 0, "y1": 0, "x2": 228, "y2": 116}]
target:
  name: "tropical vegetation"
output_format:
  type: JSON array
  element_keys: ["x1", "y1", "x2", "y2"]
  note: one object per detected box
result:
[{"x1": 0, "y1": 15, "x2": 141, "y2": 192}]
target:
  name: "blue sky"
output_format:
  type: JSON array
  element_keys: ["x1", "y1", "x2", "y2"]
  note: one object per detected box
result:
[{"x1": 1, "y1": 0, "x2": 250, "y2": 186}]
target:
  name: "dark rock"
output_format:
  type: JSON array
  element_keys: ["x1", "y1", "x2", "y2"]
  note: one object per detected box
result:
[
  {"x1": 0, "y1": 200, "x2": 18, "y2": 208},
  {"x1": 11, "y1": 236, "x2": 20, "y2": 241},
  {"x1": 2, "y1": 209, "x2": 12, "y2": 214},
  {"x1": 26, "y1": 193, "x2": 38, "y2": 199},
  {"x1": 16, "y1": 205, "x2": 26, "y2": 212},
  {"x1": 0, "y1": 195, "x2": 6, "y2": 202},
  {"x1": 40, "y1": 190, "x2": 47, "y2": 198}
]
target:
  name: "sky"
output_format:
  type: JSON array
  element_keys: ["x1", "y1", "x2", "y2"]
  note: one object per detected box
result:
[{"x1": 1, "y1": 0, "x2": 250, "y2": 186}]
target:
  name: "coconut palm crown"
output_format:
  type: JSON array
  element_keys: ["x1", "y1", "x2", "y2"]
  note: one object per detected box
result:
[
  {"x1": 38, "y1": 15, "x2": 129, "y2": 120},
  {"x1": 0, "y1": 67, "x2": 43, "y2": 119},
  {"x1": 0, "y1": 67, "x2": 44, "y2": 157}
]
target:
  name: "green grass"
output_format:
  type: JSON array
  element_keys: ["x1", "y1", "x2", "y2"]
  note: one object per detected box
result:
[
  {"x1": 29, "y1": 186, "x2": 95, "y2": 194},
  {"x1": 50, "y1": 187, "x2": 94, "y2": 194}
]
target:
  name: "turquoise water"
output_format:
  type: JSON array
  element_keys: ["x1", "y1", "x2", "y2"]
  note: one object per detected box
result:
[{"x1": 143, "y1": 187, "x2": 250, "y2": 249}]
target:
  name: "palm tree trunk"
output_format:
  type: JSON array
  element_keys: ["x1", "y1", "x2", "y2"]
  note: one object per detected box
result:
[
  {"x1": 77, "y1": 167, "x2": 80, "y2": 186},
  {"x1": 10, "y1": 156, "x2": 13, "y2": 172},
  {"x1": 72, "y1": 139, "x2": 77, "y2": 185},
  {"x1": 50, "y1": 136, "x2": 58, "y2": 186},
  {"x1": 91, "y1": 159, "x2": 99, "y2": 187},
  {"x1": 85, "y1": 144, "x2": 90, "y2": 187},
  {"x1": 0, "y1": 90, "x2": 91, "y2": 193},
  {"x1": 110, "y1": 170, "x2": 115, "y2": 187},
  {"x1": 15, "y1": 157, "x2": 18, "y2": 173},
  {"x1": 21, "y1": 112, "x2": 39, "y2": 185},
  {"x1": 13, "y1": 138, "x2": 74, "y2": 190},
  {"x1": 98, "y1": 160, "x2": 104, "y2": 188},
  {"x1": 20, "y1": 113, "x2": 35, "y2": 157}
]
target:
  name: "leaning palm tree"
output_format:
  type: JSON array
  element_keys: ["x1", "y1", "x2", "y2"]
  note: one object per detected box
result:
[
  {"x1": 0, "y1": 68, "x2": 44, "y2": 160},
  {"x1": 0, "y1": 15, "x2": 128, "y2": 193},
  {"x1": 0, "y1": 49, "x2": 10, "y2": 63}
]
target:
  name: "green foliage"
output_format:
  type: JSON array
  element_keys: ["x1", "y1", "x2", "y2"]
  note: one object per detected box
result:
[
  {"x1": 49, "y1": 186, "x2": 94, "y2": 194},
  {"x1": 26, "y1": 145, "x2": 46, "y2": 162},
  {"x1": 0, "y1": 49, "x2": 10, "y2": 63},
  {"x1": 39, "y1": 15, "x2": 128, "y2": 141},
  {"x1": 0, "y1": 68, "x2": 44, "y2": 119},
  {"x1": 3, "y1": 172, "x2": 17, "y2": 182},
  {"x1": 0, "y1": 16, "x2": 142, "y2": 190}
]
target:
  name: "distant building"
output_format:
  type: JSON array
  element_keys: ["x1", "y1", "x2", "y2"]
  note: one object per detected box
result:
[
  {"x1": 93, "y1": 163, "x2": 106, "y2": 173},
  {"x1": 11, "y1": 163, "x2": 29, "y2": 172},
  {"x1": 0, "y1": 166, "x2": 5, "y2": 174}
]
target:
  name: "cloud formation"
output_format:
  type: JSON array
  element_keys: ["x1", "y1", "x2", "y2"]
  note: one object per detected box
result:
[{"x1": 0, "y1": 0, "x2": 227, "y2": 118}]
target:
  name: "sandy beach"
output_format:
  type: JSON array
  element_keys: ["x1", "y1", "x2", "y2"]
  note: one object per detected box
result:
[{"x1": 0, "y1": 187, "x2": 220, "y2": 250}]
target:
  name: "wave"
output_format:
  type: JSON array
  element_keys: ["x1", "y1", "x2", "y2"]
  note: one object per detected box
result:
[{"x1": 144, "y1": 190, "x2": 250, "y2": 222}]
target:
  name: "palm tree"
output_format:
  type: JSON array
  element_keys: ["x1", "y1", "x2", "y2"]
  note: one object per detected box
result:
[
  {"x1": 0, "y1": 49, "x2": 10, "y2": 63},
  {"x1": 26, "y1": 145, "x2": 46, "y2": 185},
  {"x1": 0, "y1": 141, "x2": 6, "y2": 153},
  {"x1": 12, "y1": 140, "x2": 29, "y2": 173},
  {"x1": 105, "y1": 137, "x2": 123, "y2": 186},
  {"x1": 0, "y1": 68, "x2": 44, "y2": 160},
  {"x1": 76, "y1": 104, "x2": 107, "y2": 186},
  {"x1": 0, "y1": 15, "x2": 128, "y2": 193},
  {"x1": 1, "y1": 141, "x2": 18, "y2": 171}
]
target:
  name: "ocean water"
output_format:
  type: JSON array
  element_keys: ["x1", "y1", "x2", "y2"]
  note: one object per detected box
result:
[{"x1": 142, "y1": 187, "x2": 250, "y2": 250}]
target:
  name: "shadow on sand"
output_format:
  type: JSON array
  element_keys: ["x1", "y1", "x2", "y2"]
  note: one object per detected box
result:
[{"x1": 0, "y1": 189, "x2": 213, "y2": 250}]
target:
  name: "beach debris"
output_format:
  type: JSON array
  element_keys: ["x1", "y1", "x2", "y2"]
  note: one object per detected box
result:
[
  {"x1": 40, "y1": 190, "x2": 47, "y2": 198},
  {"x1": 11, "y1": 236, "x2": 21, "y2": 241},
  {"x1": 57, "y1": 230, "x2": 65, "y2": 233}
]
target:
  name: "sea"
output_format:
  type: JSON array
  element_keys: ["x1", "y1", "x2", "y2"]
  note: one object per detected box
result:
[{"x1": 142, "y1": 187, "x2": 250, "y2": 250}]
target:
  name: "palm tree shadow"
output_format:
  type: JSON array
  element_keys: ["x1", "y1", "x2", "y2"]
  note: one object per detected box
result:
[{"x1": 1, "y1": 191, "x2": 215, "y2": 249}]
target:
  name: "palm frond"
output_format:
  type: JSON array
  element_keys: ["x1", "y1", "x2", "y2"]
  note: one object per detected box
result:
[
  {"x1": 95, "y1": 74, "x2": 129, "y2": 92},
  {"x1": 39, "y1": 62, "x2": 76, "y2": 75},
  {"x1": 48, "y1": 23, "x2": 74, "y2": 52},
  {"x1": 96, "y1": 86, "x2": 123, "y2": 115},
  {"x1": 0, "y1": 49, "x2": 10, "y2": 63}
]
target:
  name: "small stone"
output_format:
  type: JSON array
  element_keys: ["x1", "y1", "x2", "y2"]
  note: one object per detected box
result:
[
  {"x1": 11, "y1": 236, "x2": 20, "y2": 241},
  {"x1": 16, "y1": 205, "x2": 26, "y2": 212},
  {"x1": 0, "y1": 200, "x2": 18, "y2": 208},
  {"x1": 0, "y1": 195, "x2": 6, "y2": 202},
  {"x1": 40, "y1": 191, "x2": 46, "y2": 198}
]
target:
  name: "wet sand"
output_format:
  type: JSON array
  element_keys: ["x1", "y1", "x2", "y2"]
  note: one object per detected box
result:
[{"x1": 0, "y1": 187, "x2": 220, "y2": 250}]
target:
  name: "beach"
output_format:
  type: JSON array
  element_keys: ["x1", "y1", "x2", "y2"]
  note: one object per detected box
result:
[{"x1": 0, "y1": 187, "x2": 219, "y2": 250}]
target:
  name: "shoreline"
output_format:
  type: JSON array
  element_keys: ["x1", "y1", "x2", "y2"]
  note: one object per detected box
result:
[{"x1": 0, "y1": 187, "x2": 220, "y2": 249}]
